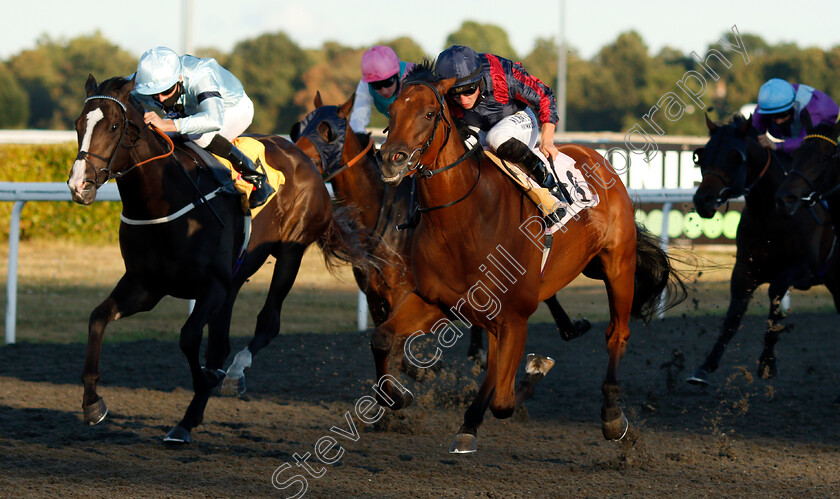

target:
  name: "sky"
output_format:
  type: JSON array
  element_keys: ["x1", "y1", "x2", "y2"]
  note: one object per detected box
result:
[{"x1": 3, "y1": 0, "x2": 840, "y2": 62}]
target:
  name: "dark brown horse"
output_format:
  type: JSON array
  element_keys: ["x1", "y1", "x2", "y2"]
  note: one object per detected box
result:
[
  {"x1": 373, "y1": 64, "x2": 684, "y2": 453},
  {"x1": 688, "y1": 114, "x2": 840, "y2": 385},
  {"x1": 290, "y1": 92, "x2": 590, "y2": 367},
  {"x1": 67, "y1": 75, "x2": 374, "y2": 443}
]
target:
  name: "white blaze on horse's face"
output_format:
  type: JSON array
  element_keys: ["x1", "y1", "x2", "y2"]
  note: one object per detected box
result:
[{"x1": 68, "y1": 107, "x2": 104, "y2": 195}]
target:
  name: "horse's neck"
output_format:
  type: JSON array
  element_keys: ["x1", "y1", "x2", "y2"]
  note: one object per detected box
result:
[
  {"x1": 745, "y1": 151, "x2": 784, "y2": 211},
  {"x1": 331, "y1": 144, "x2": 384, "y2": 231},
  {"x1": 116, "y1": 130, "x2": 191, "y2": 217},
  {"x1": 418, "y1": 141, "x2": 486, "y2": 226}
]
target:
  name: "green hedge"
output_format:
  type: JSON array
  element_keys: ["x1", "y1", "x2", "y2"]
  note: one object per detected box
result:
[{"x1": 0, "y1": 143, "x2": 121, "y2": 243}]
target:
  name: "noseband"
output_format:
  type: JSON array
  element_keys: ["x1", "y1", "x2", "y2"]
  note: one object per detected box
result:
[{"x1": 74, "y1": 94, "x2": 174, "y2": 188}]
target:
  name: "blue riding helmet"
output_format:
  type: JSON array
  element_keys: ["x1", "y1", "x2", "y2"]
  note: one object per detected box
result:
[
  {"x1": 756, "y1": 78, "x2": 795, "y2": 115},
  {"x1": 435, "y1": 45, "x2": 483, "y2": 88}
]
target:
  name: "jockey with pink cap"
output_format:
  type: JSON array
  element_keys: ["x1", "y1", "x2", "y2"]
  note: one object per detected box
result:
[{"x1": 349, "y1": 45, "x2": 415, "y2": 133}]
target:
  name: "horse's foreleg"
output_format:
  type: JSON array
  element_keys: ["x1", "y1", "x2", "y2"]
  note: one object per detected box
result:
[
  {"x1": 451, "y1": 329, "x2": 499, "y2": 454},
  {"x1": 166, "y1": 283, "x2": 227, "y2": 444},
  {"x1": 758, "y1": 279, "x2": 792, "y2": 379},
  {"x1": 371, "y1": 291, "x2": 443, "y2": 410},
  {"x1": 82, "y1": 275, "x2": 161, "y2": 425},
  {"x1": 466, "y1": 326, "x2": 487, "y2": 368},
  {"x1": 688, "y1": 262, "x2": 757, "y2": 385},
  {"x1": 222, "y1": 243, "x2": 306, "y2": 397}
]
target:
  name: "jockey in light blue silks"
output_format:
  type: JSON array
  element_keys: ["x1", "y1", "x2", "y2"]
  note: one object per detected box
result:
[{"x1": 132, "y1": 46, "x2": 273, "y2": 209}]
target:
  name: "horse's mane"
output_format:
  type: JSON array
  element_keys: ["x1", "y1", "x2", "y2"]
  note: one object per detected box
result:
[{"x1": 404, "y1": 59, "x2": 438, "y2": 84}]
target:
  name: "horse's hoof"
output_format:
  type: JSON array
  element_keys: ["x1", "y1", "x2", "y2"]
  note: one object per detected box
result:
[
  {"x1": 449, "y1": 433, "x2": 478, "y2": 454},
  {"x1": 163, "y1": 425, "x2": 191, "y2": 444},
  {"x1": 757, "y1": 358, "x2": 777, "y2": 379},
  {"x1": 525, "y1": 353, "x2": 555, "y2": 376},
  {"x1": 220, "y1": 375, "x2": 246, "y2": 396},
  {"x1": 83, "y1": 398, "x2": 108, "y2": 426},
  {"x1": 602, "y1": 411, "x2": 629, "y2": 441},
  {"x1": 686, "y1": 367, "x2": 710, "y2": 386},
  {"x1": 378, "y1": 387, "x2": 414, "y2": 411},
  {"x1": 559, "y1": 318, "x2": 592, "y2": 341}
]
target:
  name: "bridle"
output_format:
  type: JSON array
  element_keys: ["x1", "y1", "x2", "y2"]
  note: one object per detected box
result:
[
  {"x1": 294, "y1": 107, "x2": 373, "y2": 181},
  {"x1": 786, "y1": 133, "x2": 840, "y2": 205},
  {"x1": 697, "y1": 135, "x2": 775, "y2": 205},
  {"x1": 396, "y1": 80, "x2": 482, "y2": 214},
  {"x1": 74, "y1": 94, "x2": 174, "y2": 189}
]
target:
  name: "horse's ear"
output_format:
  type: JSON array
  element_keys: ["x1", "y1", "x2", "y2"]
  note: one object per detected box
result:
[
  {"x1": 337, "y1": 92, "x2": 356, "y2": 120},
  {"x1": 85, "y1": 74, "x2": 97, "y2": 97},
  {"x1": 705, "y1": 112, "x2": 717, "y2": 133},
  {"x1": 737, "y1": 113, "x2": 752, "y2": 134},
  {"x1": 833, "y1": 119, "x2": 840, "y2": 141},
  {"x1": 289, "y1": 122, "x2": 301, "y2": 142},
  {"x1": 801, "y1": 109, "x2": 814, "y2": 134},
  {"x1": 314, "y1": 91, "x2": 323, "y2": 109},
  {"x1": 436, "y1": 77, "x2": 457, "y2": 97},
  {"x1": 122, "y1": 76, "x2": 136, "y2": 96}
]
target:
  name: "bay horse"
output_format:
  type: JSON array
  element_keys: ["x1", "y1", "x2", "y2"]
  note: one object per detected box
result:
[
  {"x1": 687, "y1": 114, "x2": 840, "y2": 386},
  {"x1": 374, "y1": 63, "x2": 684, "y2": 453},
  {"x1": 67, "y1": 75, "x2": 374, "y2": 444},
  {"x1": 290, "y1": 92, "x2": 590, "y2": 367}
]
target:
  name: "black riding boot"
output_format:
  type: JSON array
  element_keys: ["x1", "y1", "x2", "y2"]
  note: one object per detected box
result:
[
  {"x1": 206, "y1": 135, "x2": 274, "y2": 209},
  {"x1": 495, "y1": 138, "x2": 566, "y2": 222}
]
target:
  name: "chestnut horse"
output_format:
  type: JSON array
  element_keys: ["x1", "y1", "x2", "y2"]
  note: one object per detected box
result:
[
  {"x1": 290, "y1": 92, "x2": 590, "y2": 366},
  {"x1": 374, "y1": 64, "x2": 684, "y2": 453},
  {"x1": 67, "y1": 75, "x2": 374, "y2": 444},
  {"x1": 688, "y1": 114, "x2": 840, "y2": 385}
]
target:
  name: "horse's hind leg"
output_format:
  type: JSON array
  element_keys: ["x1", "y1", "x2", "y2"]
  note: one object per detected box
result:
[
  {"x1": 223, "y1": 243, "x2": 306, "y2": 396},
  {"x1": 82, "y1": 275, "x2": 161, "y2": 425},
  {"x1": 599, "y1": 245, "x2": 636, "y2": 441},
  {"x1": 544, "y1": 294, "x2": 591, "y2": 340},
  {"x1": 687, "y1": 261, "x2": 757, "y2": 385}
]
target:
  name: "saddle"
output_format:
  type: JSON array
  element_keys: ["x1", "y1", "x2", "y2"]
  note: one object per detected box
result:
[
  {"x1": 185, "y1": 137, "x2": 285, "y2": 218},
  {"x1": 486, "y1": 149, "x2": 599, "y2": 234}
]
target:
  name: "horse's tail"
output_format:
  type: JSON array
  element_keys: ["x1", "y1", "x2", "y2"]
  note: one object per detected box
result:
[
  {"x1": 631, "y1": 223, "x2": 688, "y2": 322},
  {"x1": 317, "y1": 205, "x2": 381, "y2": 276}
]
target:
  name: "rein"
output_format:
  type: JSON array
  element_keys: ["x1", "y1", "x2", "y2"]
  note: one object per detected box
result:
[{"x1": 323, "y1": 138, "x2": 373, "y2": 182}]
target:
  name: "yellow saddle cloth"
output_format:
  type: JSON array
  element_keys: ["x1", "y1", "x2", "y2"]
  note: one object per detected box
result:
[{"x1": 212, "y1": 137, "x2": 286, "y2": 217}]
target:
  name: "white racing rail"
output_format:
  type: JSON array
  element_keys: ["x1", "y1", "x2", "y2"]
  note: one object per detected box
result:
[{"x1": 0, "y1": 182, "x2": 704, "y2": 344}]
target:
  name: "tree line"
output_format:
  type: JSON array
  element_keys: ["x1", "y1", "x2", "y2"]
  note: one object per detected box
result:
[{"x1": 1, "y1": 22, "x2": 838, "y2": 136}]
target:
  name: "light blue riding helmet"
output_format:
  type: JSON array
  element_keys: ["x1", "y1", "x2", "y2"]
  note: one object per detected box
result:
[
  {"x1": 135, "y1": 46, "x2": 182, "y2": 95},
  {"x1": 756, "y1": 78, "x2": 795, "y2": 114}
]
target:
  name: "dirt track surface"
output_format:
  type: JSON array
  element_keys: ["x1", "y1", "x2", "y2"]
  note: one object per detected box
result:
[{"x1": 2, "y1": 313, "x2": 840, "y2": 498}]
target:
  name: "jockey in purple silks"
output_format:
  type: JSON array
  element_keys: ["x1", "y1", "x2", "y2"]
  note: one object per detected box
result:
[{"x1": 752, "y1": 78, "x2": 839, "y2": 154}]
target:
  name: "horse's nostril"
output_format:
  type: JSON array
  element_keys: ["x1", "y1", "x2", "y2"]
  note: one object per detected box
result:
[{"x1": 391, "y1": 152, "x2": 406, "y2": 163}]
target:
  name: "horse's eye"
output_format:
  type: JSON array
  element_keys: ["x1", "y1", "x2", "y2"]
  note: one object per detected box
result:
[
  {"x1": 111, "y1": 123, "x2": 119, "y2": 132},
  {"x1": 425, "y1": 112, "x2": 434, "y2": 120}
]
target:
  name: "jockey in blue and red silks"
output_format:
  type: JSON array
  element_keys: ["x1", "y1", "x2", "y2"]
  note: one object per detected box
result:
[
  {"x1": 434, "y1": 45, "x2": 567, "y2": 223},
  {"x1": 752, "y1": 78, "x2": 840, "y2": 154}
]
